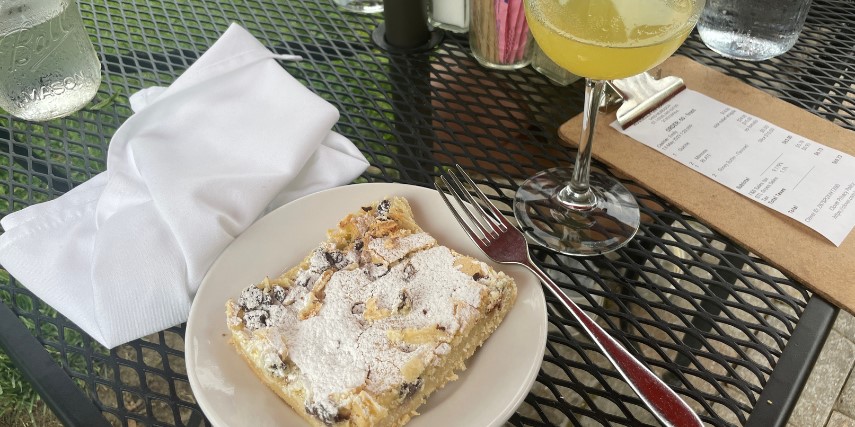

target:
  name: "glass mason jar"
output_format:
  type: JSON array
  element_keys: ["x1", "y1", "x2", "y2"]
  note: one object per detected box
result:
[
  {"x1": 697, "y1": 0, "x2": 813, "y2": 61},
  {"x1": 331, "y1": 0, "x2": 383, "y2": 14},
  {"x1": 0, "y1": 0, "x2": 102, "y2": 121},
  {"x1": 469, "y1": 0, "x2": 533, "y2": 70}
]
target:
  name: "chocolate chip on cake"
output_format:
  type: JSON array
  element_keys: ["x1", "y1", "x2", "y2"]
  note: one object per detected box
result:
[
  {"x1": 351, "y1": 302, "x2": 366, "y2": 315},
  {"x1": 402, "y1": 262, "x2": 416, "y2": 281},
  {"x1": 265, "y1": 305, "x2": 286, "y2": 327},
  {"x1": 324, "y1": 250, "x2": 347, "y2": 270},
  {"x1": 243, "y1": 309, "x2": 268, "y2": 330},
  {"x1": 397, "y1": 289, "x2": 412, "y2": 313},
  {"x1": 365, "y1": 262, "x2": 389, "y2": 279},
  {"x1": 261, "y1": 289, "x2": 273, "y2": 305},
  {"x1": 376, "y1": 199, "x2": 391, "y2": 219},
  {"x1": 238, "y1": 286, "x2": 263, "y2": 310},
  {"x1": 354, "y1": 240, "x2": 364, "y2": 252},
  {"x1": 305, "y1": 400, "x2": 348, "y2": 425},
  {"x1": 308, "y1": 249, "x2": 331, "y2": 273},
  {"x1": 266, "y1": 358, "x2": 288, "y2": 378},
  {"x1": 399, "y1": 377, "x2": 423, "y2": 400},
  {"x1": 272, "y1": 285, "x2": 287, "y2": 303},
  {"x1": 295, "y1": 273, "x2": 311, "y2": 288},
  {"x1": 472, "y1": 272, "x2": 485, "y2": 281}
]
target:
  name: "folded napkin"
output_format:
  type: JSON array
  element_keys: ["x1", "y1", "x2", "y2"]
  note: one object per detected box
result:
[{"x1": 0, "y1": 23, "x2": 369, "y2": 348}]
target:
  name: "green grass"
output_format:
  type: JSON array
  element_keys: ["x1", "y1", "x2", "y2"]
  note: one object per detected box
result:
[{"x1": 0, "y1": 350, "x2": 55, "y2": 427}]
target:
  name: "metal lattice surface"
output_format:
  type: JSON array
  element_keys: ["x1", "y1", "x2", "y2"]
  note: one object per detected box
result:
[{"x1": 0, "y1": 0, "x2": 852, "y2": 426}]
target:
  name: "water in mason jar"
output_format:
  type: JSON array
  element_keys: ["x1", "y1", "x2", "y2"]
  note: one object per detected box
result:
[
  {"x1": 332, "y1": 0, "x2": 383, "y2": 14},
  {"x1": 697, "y1": 0, "x2": 812, "y2": 61},
  {"x1": 0, "y1": 0, "x2": 102, "y2": 121}
]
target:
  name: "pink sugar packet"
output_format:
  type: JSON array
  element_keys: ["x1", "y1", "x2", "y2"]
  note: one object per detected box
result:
[
  {"x1": 505, "y1": 0, "x2": 524, "y2": 62},
  {"x1": 515, "y1": 19, "x2": 529, "y2": 61},
  {"x1": 495, "y1": 0, "x2": 509, "y2": 62}
]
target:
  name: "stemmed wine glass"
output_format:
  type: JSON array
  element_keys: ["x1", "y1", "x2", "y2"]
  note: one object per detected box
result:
[{"x1": 515, "y1": 0, "x2": 706, "y2": 255}]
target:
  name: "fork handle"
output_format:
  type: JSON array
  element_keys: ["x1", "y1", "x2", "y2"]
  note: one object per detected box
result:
[{"x1": 522, "y1": 259, "x2": 702, "y2": 427}]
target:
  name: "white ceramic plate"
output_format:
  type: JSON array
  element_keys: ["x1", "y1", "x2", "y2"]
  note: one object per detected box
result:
[{"x1": 186, "y1": 183, "x2": 547, "y2": 427}]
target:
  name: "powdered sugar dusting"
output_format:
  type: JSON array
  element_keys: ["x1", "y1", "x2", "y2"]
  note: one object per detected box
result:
[
  {"x1": 368, "y1": 233, "x2": 435, "y2": 264},
  {"x1": 289, "y1": 313, "x2": 368, "y2": 395},
  {"x1": 227, "y1": 199, "x2": 499, "y2": 416},
  {"x1": 284, "y1": 245, "x2": 484, "y2": 398},
  {"x1": 229, "y1": 244, "x2": 487, "y2": 399}
]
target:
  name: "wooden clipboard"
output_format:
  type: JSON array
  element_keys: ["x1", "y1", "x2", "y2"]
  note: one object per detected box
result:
[{"x1": 559, "y1": 55, "x2": 855, "y2": 314}]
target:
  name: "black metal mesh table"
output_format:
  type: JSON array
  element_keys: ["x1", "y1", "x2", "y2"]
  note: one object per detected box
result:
[{"x1": 0, "y1": 0, "x2": 851, "y2": 426}]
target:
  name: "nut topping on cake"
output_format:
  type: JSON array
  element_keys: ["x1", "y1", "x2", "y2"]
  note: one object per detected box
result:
[
  {"x1": 363, "y1": 297, "x2": 391, "y2": 321},
  {"x1": 239, "y1": 286, "x2": 263, "y2": 310}
]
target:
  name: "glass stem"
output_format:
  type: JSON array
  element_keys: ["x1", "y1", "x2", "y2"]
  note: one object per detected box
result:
[{"x1": 558, "y1": 78, "x2": 606, "y2": 210}]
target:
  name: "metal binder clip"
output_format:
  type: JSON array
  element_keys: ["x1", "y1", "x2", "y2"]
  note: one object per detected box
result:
[{"x1": 605, "y1": 72, "x2": 687, "y2": 129}]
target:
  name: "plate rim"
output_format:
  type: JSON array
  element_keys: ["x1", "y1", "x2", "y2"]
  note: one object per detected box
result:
[{"x1": 185, "y1": 182, "x2": 547, "y2": 426}]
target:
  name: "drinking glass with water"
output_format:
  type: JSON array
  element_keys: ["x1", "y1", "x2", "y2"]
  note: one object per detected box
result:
[
  {"x1": 0, "y1": 0, "x2": 102, "y2": 122},
  {"x1": 697, "y1": 0, "x2": 813, "y2": 61}
]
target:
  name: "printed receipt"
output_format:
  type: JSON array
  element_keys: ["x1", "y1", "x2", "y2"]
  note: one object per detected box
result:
[{"x1": 614, "y1": 89, "x2": 855, "y2": 246}]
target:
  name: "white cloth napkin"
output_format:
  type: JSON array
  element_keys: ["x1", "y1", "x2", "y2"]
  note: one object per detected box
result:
[{"x1": 0, "y1": 23, "x2": 369, "y2": 348}]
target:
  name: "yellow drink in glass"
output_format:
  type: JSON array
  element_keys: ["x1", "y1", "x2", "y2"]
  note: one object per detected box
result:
[
  {"x1": 515, "y1": 0, "x2": 703, "y2": 260},
  {"x1": 515, "y1": 0, "x2": 708, "y2": 417},
  {"x1": 526, "y1": 0, "x2": 700, "y2": 80}
]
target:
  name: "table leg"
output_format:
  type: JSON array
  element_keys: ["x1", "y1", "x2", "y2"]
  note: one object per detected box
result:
[
  {"x1": 744, "y1": 295, "x2": 837, "y2": 427},
  {"x1": 0, "y1": 302, "x2": 110, "y2": 427}
]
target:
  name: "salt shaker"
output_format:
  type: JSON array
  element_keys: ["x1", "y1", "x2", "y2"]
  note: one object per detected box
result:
[
  {"x1": 428, "y1": 0, "x2": 469, "y2": 33},
  {"x1": 531, "y1": 43, "x2": 580, "y2": 86},
  {"x1": 0, "y1": 0, "x2": 102, "y2": 121}
]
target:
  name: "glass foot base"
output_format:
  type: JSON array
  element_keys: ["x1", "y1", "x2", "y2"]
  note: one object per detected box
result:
[{"x1": 514, "y1": 167, "x2": 640, "y2": 256}]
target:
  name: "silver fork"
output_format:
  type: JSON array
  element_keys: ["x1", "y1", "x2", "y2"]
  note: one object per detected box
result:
[{"x1": 436, "y1": 165, "x2": 702, "y2": 427}]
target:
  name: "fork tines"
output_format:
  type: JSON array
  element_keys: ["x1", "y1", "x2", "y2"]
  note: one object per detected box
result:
[{"x1": 435, "y1": 165, "x2": 509, "y2": 246}]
